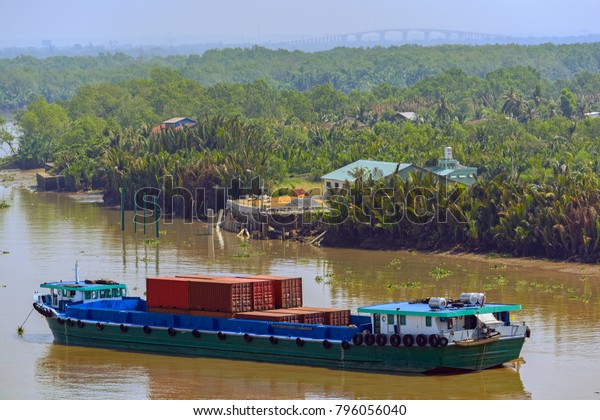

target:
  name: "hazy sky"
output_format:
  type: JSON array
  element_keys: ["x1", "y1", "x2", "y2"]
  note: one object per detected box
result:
[{"x1": 1, "y1": 0, "x2": 599, "y2": 47}]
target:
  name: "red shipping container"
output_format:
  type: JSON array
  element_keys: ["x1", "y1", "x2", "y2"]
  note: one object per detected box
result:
[
  {"x1": 243, "y1": 275, "x2": 303, "y2": 309},
  {"x1": 146, "y1": 277, "x2": 191, "y2": 309},
  {"x1": 280, "y1": 307, "x2": 325, "y2": 324},
  {"x1": 235, "y1": 311, "x2": 301, "y2": 323},
  {"x1": 188, "y1": 309, "x2": 235, "y2": 318},
  {"x1": 147, "y1": 306, "x2": 190, "y2": 315},
  {"x1": 301, "y1": 307, "x2": 351, "y2": 326},
  {"x1": 181, "y1": 276, "x2": 254, "y2": 313},
  {"x1": 243, "y1": 278, "x2": 274, "y2": 311},
  {"x1": 184, "y1": 275, "x2": 273, "y2": 312}
]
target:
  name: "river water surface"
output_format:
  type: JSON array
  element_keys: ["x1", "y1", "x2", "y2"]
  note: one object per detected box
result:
[{"x1": 1, "y1": 179, "x2": 599, "y2": 400}]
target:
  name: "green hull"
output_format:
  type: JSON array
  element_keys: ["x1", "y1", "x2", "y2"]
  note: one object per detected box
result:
[{"x1": 46, "y1": 318, "x2": 525, "y2": 374}]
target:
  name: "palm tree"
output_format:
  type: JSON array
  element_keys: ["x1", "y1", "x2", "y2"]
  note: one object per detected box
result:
[
  {"x1": 435, "y1": 95, "x2": 452, "y2": 123},
  {"x1": 502, "y1": 87, "x2": 526, "y2": 120}
]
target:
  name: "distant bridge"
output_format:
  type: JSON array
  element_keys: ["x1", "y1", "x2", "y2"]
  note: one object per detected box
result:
[{"x1": 271, "y1": 28, "x2": 511, "y2": 47}]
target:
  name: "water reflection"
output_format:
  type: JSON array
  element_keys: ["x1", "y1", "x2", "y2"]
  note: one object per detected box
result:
[
  {"x1": 36, "y1": 345, "x2": 530, "y2": 400},
  {"x1": 2, "y1": 187, "x2": 600, "y2": 399}
]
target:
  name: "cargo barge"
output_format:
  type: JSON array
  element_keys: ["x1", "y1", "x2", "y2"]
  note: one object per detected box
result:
[{"x1": 32, "y1": 267, "x2": 530, "y2": 374}]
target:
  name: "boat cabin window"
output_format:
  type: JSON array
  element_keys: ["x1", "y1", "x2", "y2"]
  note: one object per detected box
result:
[
  {"x1": 399, "y1": 315, "x2": 406, "y2": 326},
  {"x1": 373, "y1": 314, "x2": 381, "y2": 334},
  {"x1": 426, "y1": 316, "x2": 432, "y2": 327},
  {"x1": 84, "y1": 291, "x2": 91, "y2": 300},
  {"x1": 387, "y1": 315, "x2": 394, "y2": 325},
  {"x1": 464, "y1": 315, "x2": 477, "y2": 329}
]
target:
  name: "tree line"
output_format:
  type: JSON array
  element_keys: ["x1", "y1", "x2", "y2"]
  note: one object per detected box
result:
[
  {"x1": 2, "y1": 48, "x2": 600, "y2": 261},
  {"x1": 2, "y1": 43, "x2": 600, "y2": 109}
]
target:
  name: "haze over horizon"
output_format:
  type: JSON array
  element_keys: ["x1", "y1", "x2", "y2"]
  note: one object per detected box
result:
[{"x1": 1, "y1": 0, "x2": 600, "y2": 49}]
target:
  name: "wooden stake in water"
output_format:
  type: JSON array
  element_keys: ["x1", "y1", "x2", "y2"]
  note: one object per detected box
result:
[
  {"x1": 143, "y1": 195, "x2": 147, "y2": 236},
  {"x1": 208, "y1": 208, "x2": 214, "y2": 235},
  {"x1": 119, "y1": 187, "x2": 125, "y2": 231},
  {"x1": 154, "y1": 195, "x2": 159, "y2": 238}
]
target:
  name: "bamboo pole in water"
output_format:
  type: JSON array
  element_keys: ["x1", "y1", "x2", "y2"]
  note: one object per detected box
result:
[{"x1": 119, "y1": 187, "x2": 125, "y2": 231}]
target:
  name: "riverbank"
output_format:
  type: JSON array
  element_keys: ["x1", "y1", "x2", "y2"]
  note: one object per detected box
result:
[
  {"x1": 2, "y1": 167, "x2": 600, "y2": 278},
  {"x1": 430, "y1": 249, "x2": 600, "y2": 278},
  {"x1": 0, "y1": 167, "x2": 39, "y2": 190}
]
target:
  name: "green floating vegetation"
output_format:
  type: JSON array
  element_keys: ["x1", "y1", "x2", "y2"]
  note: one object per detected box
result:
[
  {"x1": 386, "y1": 281, "x2": 422, "y2": 290},
  {"x1": 144, "y1": 238, "x2": 160, "y2": 246},
  {"x1": 486, "y1": 253, "x2": 512, "y2": 260},
  {"x1": 17, "y1": 326, "x2": 24, "y2": 337},
  {"x1": 314, "y1": 275, "x2": 324, "y2": 284},
  {"x1": 430, "y1": 267, "x2": 453, "y2": 279},
  {"x1": 1, "y1": 251, "x2": 9, "y2": 255},
  {"x1": 389, "y1": 258, "x2": 402, "y2": 267},
  {"x1": 489, "y1": 263, "x2": 507, "y2": 269},
  {"x1": 232, "y1": 252, "x2": 251, "y2": 258},
  {"x1": 0, "y1": 200, "x2": 10, "y2": 209},
  {"x1": 494, "y1": 275, "x2": 508, "y2": 285}
]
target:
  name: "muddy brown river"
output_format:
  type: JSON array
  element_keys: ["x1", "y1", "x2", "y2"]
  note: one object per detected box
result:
[{"x1": 1, "y1": 177, "x2": 599, "y2": 400}]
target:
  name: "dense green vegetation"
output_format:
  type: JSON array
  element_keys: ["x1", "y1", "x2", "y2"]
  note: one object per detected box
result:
[
  {"x1": 4, "y1": 44, "x2": 600, "y2": 261},
  {"x1": 2, "y1": 43, "x2": 600, "y2": 109}
]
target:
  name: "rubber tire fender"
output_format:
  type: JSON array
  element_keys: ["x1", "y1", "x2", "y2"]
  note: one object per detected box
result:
[
  {"x1": 376, "y1": 333, "x2": 387, "y2": 346},
  {"x1": 352, "y1": 332, "x2": 363, "y2": 346},
  {"x1": 390, "y1": 333, "x2": 401, "y2": 347},
  {"x1": 402, "y1": 334, "x2": 414, "y2": 347},
  {"x1": 439, "y1": 336, "x2": 449, "y2": 347},
  {"x1": 428, "y1": 334, "x2": 440, "y2": 347}
]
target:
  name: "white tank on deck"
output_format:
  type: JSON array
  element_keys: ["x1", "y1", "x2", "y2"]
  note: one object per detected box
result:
[
  {"x1": 428, "y1": 297, "x2": 447, "y2": 310},
  {"x1": 460, "y1": 292, "x2": 479, "y2": 305}
]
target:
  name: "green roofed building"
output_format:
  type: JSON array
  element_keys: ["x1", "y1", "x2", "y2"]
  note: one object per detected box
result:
[
  {"x1": 321, "y1": 160, "x2": 416, "y2": 189},
  {"x1": 321, "y1": 149, "x2": 477, "y2": 191},
  {"x1": 424, "y1": 147, "x2": 477, "y2": 186}
]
